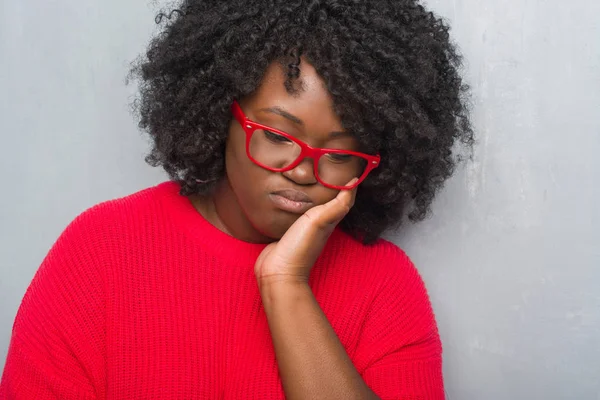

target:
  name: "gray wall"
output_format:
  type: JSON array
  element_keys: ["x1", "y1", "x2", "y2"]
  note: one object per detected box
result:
[{"x1": 1, "y1": 0, "x2": 599, "y2": 399}]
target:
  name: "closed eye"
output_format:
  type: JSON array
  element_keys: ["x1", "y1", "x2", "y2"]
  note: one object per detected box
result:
[
  {"x1": 264, "y1": 130, "x2": 293, "y2": 144},
  {"x1": 325, "y1": 152, "x2": 354, "y2": 163}
]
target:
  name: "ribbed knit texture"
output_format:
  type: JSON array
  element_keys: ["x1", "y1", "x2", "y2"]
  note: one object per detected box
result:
[{"x1": 1, "y1": 181, "x2": 443, "y2": 399}]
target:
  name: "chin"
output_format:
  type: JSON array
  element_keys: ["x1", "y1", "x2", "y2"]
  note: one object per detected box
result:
[
  {"x1": 252, "y1": 215, "x2": 297, "y2": 241},
  {"x1": 261, "y1": 223, "x2": 290, "y2": 241}
]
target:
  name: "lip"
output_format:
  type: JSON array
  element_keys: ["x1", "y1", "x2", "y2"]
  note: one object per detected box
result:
[{"x1": 269, "y1": 190, "x2": 313, "y2": 214}]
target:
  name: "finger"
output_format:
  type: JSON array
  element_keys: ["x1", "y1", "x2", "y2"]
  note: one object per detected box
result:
[
  {"x1": 342, "y1": 178, "x2": 359, "y2": 209},
  {"x1": 334, "y1": 177, "x2": 358, "y2": 209},
  {"x1": 304, "y1": 178, "x2": 359, "y2": 227},
  {"x1": 272, "y1": 179, "x2": 360, "y2": 268}
]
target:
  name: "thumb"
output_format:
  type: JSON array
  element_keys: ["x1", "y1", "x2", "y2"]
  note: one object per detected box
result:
[{"x1": 304, "y1": 178, "x2": 358, "y2": 228}]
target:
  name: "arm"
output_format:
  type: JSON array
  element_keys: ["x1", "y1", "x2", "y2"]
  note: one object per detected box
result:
[
  {"x1": 254, "y1": 181, "x2": 377, "y2": 399},
  {"x1": 259, "y1": 254, "x2": 444, "y2": 400},
  {"x1": 0, "y1": 210, "x2": 106, "y2": 399},
  {"x1": 254, "y1": 183, "x2": 443, "y2": 399},
  {"x1": 355, "y1": 250, "x2": 444, "y2": 399},
  {"x1": 259, "y1": 278, "x2": 378, "y2": 400}
]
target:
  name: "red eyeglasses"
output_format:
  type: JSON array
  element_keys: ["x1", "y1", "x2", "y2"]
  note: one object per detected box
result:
[{"x1": 231, "y1": 100, "x2": 380, "y2": 190}]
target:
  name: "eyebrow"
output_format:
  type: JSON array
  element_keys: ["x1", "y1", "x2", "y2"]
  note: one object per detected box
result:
[{"x1": 259, "y1": 106, "x2": 352, "y2": 139}]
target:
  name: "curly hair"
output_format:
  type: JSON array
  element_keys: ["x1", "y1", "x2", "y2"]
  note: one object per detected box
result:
[{"x1": 130, "y1": 0, "x2": 473, "y2": 244}]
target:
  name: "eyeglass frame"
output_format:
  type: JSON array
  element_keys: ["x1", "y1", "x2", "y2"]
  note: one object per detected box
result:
[{"x1": 231, "y1": 100, "x2": 380, "y2": 190}]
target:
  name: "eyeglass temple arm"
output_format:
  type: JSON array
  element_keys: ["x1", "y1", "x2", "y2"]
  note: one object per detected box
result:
[{"x1": 231, "y1": 100, "x2": 247, "y2": 126}]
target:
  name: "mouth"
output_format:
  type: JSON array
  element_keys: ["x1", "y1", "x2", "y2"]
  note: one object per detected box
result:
[{"x1": 269, "y1": 189, "x2": 314, "y2": 214}]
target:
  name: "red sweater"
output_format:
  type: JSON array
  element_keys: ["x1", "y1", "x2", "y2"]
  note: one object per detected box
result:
[{"x1": 1, "y1": 181, "x2": 443, "y2": 399}]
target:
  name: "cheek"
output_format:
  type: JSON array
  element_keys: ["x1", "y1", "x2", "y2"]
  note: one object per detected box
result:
[
  {"x1": 224, "y1": 131, "x2": 270, "y2": 213},
  {"x1": 224, "y1": 142, "x2": 290, "y2": 237},
  {"x1": 312, "y1": 187, "x2": 339, "y2": 208},
  {"x1": 223, "y1": 129, "x2": 340, "y2": 239},
  {"x1": 226, "y1": 135, "x2": 256, "y2": 193}
]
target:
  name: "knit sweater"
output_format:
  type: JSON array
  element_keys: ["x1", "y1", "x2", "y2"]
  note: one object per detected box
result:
[{"x1": 1, "y1": 181, "x2": 443, "y2": 399}]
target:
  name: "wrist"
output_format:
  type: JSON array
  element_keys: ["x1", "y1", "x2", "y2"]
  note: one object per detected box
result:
[
  {"x1": 257, "y1": 276, "x2": 312, "y2": 307},
  {"x1": 257, "y1": 274, "x2": 309, "y2": 291},
  {"x1": 256, "y1": 271, "x2": 309, "y2": 288}
]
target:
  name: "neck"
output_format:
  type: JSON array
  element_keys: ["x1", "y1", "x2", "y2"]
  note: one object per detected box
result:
[{"x1": 190, "y1": 179, "x2": 274, "y2": 244}]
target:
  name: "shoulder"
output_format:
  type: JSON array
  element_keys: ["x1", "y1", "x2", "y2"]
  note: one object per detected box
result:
[
  {"x1": 319, "y1": 229, "x2": 432, "y2": 312},
  {"x1": 331, "y1": 230, "x2": 435, "y2": 315},
  {"x1": 24, "y1": 181, "x2": 181, "y2": 312},
  {"x1": 320, "y1": 230, "x2": 441, "y2": 365},
  {"x1": 327, "y1": 228, "x2": 419, "y2": 283},
  {"x1": 2, "y1": 185, "x2": 183, "y2": 393},
  {"x1": 69, "y1": 181, "x2": 179, "y2": 228},
  {"x1": 61, "y1": 181, "x2": 179, "y2": 238},
  {"x1": 44, "y1": 181, "x2": 181, "y2": 264},
  {"x1": 334, "y1": 235, "x2": 442, "y2": 368}
]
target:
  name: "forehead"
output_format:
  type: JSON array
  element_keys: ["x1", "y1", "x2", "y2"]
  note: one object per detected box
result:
[{"x1": 241, "y1": 59, "x2": 344, "y2": 134}]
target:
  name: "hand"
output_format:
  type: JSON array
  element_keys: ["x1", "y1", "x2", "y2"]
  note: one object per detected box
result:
[{"x1": 254, "y1": 179, "x2": 358, "y2": 285}]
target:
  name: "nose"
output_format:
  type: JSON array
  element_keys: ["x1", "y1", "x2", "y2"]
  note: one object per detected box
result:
[{"x1": 282, "y1": 157, "x2": 317, "y2": 186}]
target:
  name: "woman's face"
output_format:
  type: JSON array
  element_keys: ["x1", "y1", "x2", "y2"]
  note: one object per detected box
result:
[{"x1": 220, "y1": 59, "x2": 361, "y2": 241}]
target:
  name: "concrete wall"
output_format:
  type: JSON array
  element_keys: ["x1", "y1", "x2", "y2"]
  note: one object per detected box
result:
[{"x1": 1, "y1": 0, "x2": 599, "y2": 398}]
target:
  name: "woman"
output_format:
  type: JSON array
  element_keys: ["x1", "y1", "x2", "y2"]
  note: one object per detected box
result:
[{"x1": 1, "y1": 0, "x2": 472, "y2": 398}]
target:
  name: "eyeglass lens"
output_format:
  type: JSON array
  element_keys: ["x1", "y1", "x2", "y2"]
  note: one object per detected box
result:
[{"x1": 249, "y1": 128, "x2": 368, "y2": 187}]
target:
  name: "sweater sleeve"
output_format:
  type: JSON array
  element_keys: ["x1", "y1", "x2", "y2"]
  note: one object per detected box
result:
[
  {"x1": 356, "y1": 248, "x2": 444, "y2": 400},
  {"x1": 0, "y1": 208, "x2": 107, "y2": 399}
]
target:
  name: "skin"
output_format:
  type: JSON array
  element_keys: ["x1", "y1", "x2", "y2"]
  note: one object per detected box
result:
[
  {"x1": 191, "y1": 59, "x2": 379, "y2": 399},
  {"x1": 192, "y1": 59, "x2": 362, "y2": 242}
]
